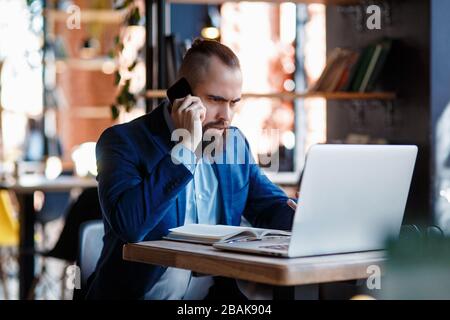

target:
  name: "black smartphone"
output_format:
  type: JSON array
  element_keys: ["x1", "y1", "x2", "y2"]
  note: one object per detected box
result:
[{"x1": 166, "y1": 77, "x2": 192, "y2": 112}]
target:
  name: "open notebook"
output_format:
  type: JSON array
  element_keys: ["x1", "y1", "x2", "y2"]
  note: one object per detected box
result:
[{"x1": 163, "y1": 224, "x2": 291, "y2": 245}]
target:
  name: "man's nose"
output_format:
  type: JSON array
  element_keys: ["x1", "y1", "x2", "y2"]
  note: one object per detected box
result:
[{"x1": 217, "y1": 105, "x2": 232, "y2": 122}]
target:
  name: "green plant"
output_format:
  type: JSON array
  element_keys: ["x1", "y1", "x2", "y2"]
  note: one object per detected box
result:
[{"x1": 110, "y1": 0, "x2": 144, "y2": 119}]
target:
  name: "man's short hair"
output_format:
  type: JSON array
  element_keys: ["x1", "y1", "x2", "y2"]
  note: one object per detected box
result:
[{"x1": 177, "y1": 38, "x2": 241, "y2": 90}]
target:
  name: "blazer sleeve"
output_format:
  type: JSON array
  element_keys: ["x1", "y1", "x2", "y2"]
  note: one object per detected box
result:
[
  {"x1": 96, "y1": 126, "x2": 193, "y2": 243},
  {"x1": 238, "y1": 131, "x2": 295, "y2": 231}
]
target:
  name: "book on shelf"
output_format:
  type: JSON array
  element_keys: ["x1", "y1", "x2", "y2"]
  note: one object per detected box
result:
[
  {"x1": 311, "y1": 48, "x2": 353, "y2": 92},
  {"x1": 335, "y1": 51, "x2": 360, "y2": 91},
  {"x1": 350, "y1": 39, "x2": 393, "y2": 92},
  {"x1": 324, "y1": 51, "x2": 354, "y2": 92},
  {"x1": 365, "y1": 39, "x2": 393, "y2": 92},
  {"x1": 340, "y1": 49, "x2": 364, "y2": 92},
  {"x1": 359, "y1": 43, "x2": 383, "y2": 92},
  {"x1": 163, "y1": 224, "x2": 291, "y2": 245},
  {"x1": 311, "y1": 39, "x2": 393, "y2": 94},
  {"x1": 350, "y1": 44, "x2": 376, "y2": 92}
]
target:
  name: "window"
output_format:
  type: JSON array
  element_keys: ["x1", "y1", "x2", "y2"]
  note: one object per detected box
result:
[
  {"x1": 221, "y1": 3, "x2": 326, "y2": 183},
  {"x1": 0, "y1": 0, "x2": 43, "y2": 163}
]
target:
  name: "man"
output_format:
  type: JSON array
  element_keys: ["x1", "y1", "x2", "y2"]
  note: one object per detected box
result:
[{"x1": 86, "y1": 39, "x2": 295, "y2": 299}]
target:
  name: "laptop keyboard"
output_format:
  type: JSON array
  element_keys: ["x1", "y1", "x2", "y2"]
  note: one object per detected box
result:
[{"x1": 259, "y1": 244, "x2": 289, "y2": 251}]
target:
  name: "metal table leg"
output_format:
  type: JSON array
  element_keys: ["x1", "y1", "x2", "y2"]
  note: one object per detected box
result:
[
  {"x1": 273, "y1": 284, "x2": 319, "y2": 300},
  {"x1": 18, "y1": 193, "x2": 35, "y2": 300}
]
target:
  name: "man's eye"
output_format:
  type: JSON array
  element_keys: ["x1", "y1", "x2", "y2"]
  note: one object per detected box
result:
[
  {"x1": 209, "y1": 97, "x2": 222, "y2": 103},
  {"x1": 231, "y1": 100, "x2": 240, "y2": 107}
]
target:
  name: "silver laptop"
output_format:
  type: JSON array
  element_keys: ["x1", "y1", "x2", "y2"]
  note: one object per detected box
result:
[{"x1": 213, "y1": 144, "x2": 418, "y2": 258}]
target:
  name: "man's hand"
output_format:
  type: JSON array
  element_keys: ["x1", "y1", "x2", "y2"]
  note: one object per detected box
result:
[
  {"x1": 287, "y1": 192, "x2": 300, "y2": 211},
  {"x1": 171, "y1": 95, "x2": 206, "y2": 153}
]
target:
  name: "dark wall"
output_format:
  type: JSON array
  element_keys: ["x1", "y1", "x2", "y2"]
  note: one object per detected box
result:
[
  {"x1": 326, "y1": 0, "x2": 431, "y2": 224},
  {"x1": 170, "y1": 4, "x2": 208, "y2": 42}
]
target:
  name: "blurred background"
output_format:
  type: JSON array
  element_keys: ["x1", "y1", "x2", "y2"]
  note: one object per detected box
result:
[{"x1": 1, "y1": 0, "x2": 450, "y2": 300}]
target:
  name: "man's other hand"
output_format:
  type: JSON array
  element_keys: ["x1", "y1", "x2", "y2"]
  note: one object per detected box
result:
[{"x1": 287, "y1": 192, "x2": 299, "y2": 211}]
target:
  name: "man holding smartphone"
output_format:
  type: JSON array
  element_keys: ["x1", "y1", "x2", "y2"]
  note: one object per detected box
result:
[{"x1": 87, "y1": 39, "x2": 296, "y2": 299}]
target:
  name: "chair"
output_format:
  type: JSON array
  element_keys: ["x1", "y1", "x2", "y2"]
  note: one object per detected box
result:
[
  {"x1": 35, "y1": 190, "x2": 72, "y2": 253},
  {"x1": 0, "y1": 189, "x2": 19, "y2": 246},
  {"x1": 27, "y1": 191, "x2": 72, "y2": 300},
  {"x1": 78, "y1": 220, "x2": 104, "y2": 290},
  {"x1": 47, "y1": 188, "x2": 102, "y2": 262},
  {"x1": 35, "y1": 192, "x2": 72, "y2": 248},
  {"x1": 27, "y1": 187, "x2": 102, "y2": 299},
  {"x1": 0, "y1": 189, "x2": 19, "y2": 300}
]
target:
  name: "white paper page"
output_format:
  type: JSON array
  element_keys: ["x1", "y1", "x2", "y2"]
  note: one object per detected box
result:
[{"x1": 168, "y1": 224, "x2": 251, "y2": 239}]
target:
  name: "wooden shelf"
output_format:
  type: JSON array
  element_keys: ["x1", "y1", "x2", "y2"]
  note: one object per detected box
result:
[
  {"x1": 70, "y1": 106, "x2": 111, "y2": 119},
  {"x1": 241, "y1": 91, "x2": 396, "y2": 100},
  {"x1": 45, "y1": 9, "x2": 127, "y2": 23},
  {"x1": 146, "y1": 90, "x2": 170, "y2": 99},
  {"x1": 54, "y1": 58, "x2": 116, "y2": 72},
  {"x1": 168, "y1": 0, "x2": 359, "y2": 5},
  {"x1": 45, "y1": 0, "x2": 358, "y2": 13},
  {"x1": 146, "y1": 90, "x2": 396, "y2": 101},
  {"x1": 43, "y1": 0, "x2": 357, "y2": 24}
]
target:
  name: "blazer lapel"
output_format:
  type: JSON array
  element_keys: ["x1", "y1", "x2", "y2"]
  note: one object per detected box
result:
[
  {"x1": 147, "y1": 101, "x2": 174, "y2": 154},
  {"x1": 147, "y1": 101, "x2": 185, "y2": 225}
]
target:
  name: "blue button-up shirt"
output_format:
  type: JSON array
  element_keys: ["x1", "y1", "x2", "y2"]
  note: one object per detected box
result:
[{"x1": 145, "y1": 103, "x2": 222, "y2": 300}]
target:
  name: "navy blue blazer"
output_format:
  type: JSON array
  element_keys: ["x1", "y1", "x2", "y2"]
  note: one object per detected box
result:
[{"x1": 86, "y1": 102, "x2": 294, "y2": 299}]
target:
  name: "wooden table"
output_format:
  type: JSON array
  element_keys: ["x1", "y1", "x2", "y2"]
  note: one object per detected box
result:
[
  {"x1": 123, "y1": 240, "x2": 386, "y2": 299},
  {"x1": 1, "y1": 175, "x2": 97, "y2": 299}
]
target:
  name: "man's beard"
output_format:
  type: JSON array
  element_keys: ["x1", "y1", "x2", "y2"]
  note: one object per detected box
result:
[{"x1": 201, "y1": 120, "x2": 229, "y2": 157}]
